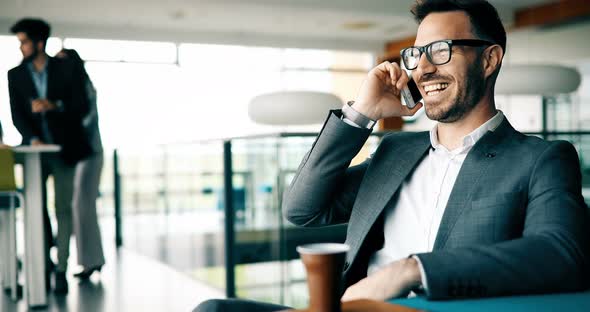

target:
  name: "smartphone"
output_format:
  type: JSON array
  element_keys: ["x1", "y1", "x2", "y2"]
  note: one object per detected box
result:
[{"x1": 401, "y1": 77, "x2": 423, "y2": 109}]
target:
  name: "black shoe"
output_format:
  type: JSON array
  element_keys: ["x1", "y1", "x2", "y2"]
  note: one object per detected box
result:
[
  {"x1": 3, "y1": 284, "x2": 23, "y2": 298},
  {"x1": 73, "y1": 265, "x2": 102, "y2": 280},
  {"x1": 54, "y1": 271, "x2": 68, "y2": 295}
]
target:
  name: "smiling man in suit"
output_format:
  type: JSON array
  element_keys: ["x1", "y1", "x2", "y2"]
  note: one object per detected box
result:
[
  {"x1": 8, "y1": 18, "x2": 92, "y2": 294},
  {"x1": 285, "y1": 0, "x2": 590, "y2": 301},
  {"x1": 195, "y1": 0, "x2": 589, "y2": 311}
]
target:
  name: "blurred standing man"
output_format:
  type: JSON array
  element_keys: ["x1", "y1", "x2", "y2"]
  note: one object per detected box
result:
[{"x1": 8, "y1": 18, "x2": 92, "y2": 294}]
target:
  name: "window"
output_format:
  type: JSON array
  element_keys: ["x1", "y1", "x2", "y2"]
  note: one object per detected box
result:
[{"x1": 1, "y1": 37, "x2": 373, "y2": 146}]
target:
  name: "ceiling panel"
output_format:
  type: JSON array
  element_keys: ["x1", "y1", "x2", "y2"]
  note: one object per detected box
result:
[{"x1": 0, "y1": 0, "x2": 558, "y2": 51}]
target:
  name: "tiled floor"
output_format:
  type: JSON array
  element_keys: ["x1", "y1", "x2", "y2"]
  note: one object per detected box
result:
[{"x1": 0, "y1": 246, "x2": 224, "y2": 312}]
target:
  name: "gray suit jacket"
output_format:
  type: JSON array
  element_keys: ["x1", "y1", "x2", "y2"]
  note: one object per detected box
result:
[{"x1": 283, "y1": 110, "x2": 590, "y2": 299}]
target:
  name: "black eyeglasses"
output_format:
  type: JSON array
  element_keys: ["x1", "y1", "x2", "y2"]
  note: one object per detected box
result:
[{"x1": 400, "y1": 39, "x2": 494, "y2": 70}]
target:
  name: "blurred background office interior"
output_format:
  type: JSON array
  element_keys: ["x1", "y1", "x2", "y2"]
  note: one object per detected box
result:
[{"x1": 1, "y1": 0, "x2": 590, "y2": 311}]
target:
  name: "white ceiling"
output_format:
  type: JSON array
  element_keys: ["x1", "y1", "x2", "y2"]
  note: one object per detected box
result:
[{"x1": 0, "y1": 0, "x2": 556, "y2": 52}]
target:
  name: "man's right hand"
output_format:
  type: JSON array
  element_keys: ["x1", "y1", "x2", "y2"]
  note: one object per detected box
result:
[
  {"x1": 31, "y1": 98, "x2": 57, "y2": 113},
  {"x1": 353, "y1": 61, "x2": 423, "y2": 121}
]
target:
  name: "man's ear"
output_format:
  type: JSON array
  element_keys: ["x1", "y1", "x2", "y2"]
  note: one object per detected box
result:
[{"x1": 482, "y1": 45, "x2": 503, "y2": 79}]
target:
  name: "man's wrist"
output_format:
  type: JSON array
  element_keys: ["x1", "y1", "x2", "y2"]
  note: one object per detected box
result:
[
  {"x1": 404, "y1": 257, "x2": 423, "y2": 290},
  {"x1": 342, "y1": 101, "x2": 376, "y2": 129},
  {"x1": 351, "y1": 100, "x2": 380, "y2": 121},
  {"x1": 46, "y1": 100, "x2": 58, "y2": 111}
]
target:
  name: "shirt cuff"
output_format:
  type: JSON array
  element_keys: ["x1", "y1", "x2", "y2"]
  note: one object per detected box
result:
[
  {"x1": 340, "y1": 103, "x2": 375, "y2": 129},
  {"x1": 412, "y1": 255, "x2": 429, "y2": 294},
  {"x1": 342, "y1": 117, "x2": 363, "y2": 128}
]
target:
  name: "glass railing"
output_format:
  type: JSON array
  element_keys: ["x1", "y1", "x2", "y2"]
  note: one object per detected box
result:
[
  {"x1": 114, "y1": 141, "x2": 227, "y2": 290},
  {"x1": 112, "y1": 132, "x2": 383, "y2": 306}
]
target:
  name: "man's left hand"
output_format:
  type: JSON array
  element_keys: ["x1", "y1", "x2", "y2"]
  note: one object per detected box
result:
[
  {"x1": 32, "y1": 99, "x2": 57, "y2": 113},
  {"x1": 341, "y1": 257, "x2": 422, "y2": 302}
]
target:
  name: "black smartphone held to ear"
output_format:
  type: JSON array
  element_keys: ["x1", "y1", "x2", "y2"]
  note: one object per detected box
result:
[{"x1": 401, "y1": 77, "x2": 423, "y2": 109}]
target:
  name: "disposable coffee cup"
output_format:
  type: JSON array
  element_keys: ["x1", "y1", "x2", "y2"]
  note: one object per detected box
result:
[{"x1": 297, "y1": 243, "x2": 350, "y2": 312}]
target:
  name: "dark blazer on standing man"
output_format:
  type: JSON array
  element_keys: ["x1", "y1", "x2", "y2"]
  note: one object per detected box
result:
[
  {"x1": 283, "y1": 110, "x2": 590, "y2": 300},
  {"x1": 8, "y1": 57, "x2": 92, "y2": 165}
]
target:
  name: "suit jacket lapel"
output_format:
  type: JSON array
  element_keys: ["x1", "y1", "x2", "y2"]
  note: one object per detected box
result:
[
  {"x1": 17, "y1": 63, "x2": 39, "y2": 100},
  {"x1": 433, "y1": 118, "x2": 515, "y2": 249},
  {"x1": 347, "y1": 132, "x2": 430, "y2": 259}
]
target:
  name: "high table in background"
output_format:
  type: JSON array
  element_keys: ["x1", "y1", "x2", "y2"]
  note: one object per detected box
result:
[{"x1": 14, "y1": 144, "x2": 60, "y2": 308}]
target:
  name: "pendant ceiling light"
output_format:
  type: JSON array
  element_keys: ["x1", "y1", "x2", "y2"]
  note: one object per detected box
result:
[
  {"x1": 496, "y1": 64, "x2": 581, "y2": 95},
  {"x1": 249, "y1": 91, "x2": 342, "y2": 125}
]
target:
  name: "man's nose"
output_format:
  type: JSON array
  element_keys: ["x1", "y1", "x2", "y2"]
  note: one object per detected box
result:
[{"x1": 414, "y1": 53, "x2": 437, "y2": 80}]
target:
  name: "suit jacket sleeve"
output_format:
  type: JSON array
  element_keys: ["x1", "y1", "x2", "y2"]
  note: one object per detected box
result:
[
  {"x1": 415, "y1": 141, "x2": 590, "y2": 299},
  {"x1": 8, "y1": 70, "x2": 37, "y2": 142},
  {"x1": 283, "y1": 110, "x2": 373, "y2": 226}
]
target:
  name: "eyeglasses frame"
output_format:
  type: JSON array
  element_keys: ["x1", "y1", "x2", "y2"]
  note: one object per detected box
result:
[{"x1": 400, "y1": 39, "x2": 495, "y2": 70}]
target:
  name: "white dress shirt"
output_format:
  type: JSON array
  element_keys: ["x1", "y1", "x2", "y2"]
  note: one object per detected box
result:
[{"x1": 364, "y1": 110, "x2": 505, "y2": 290}]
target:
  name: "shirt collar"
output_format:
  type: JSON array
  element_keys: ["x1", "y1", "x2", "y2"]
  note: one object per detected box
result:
[
  {"x1": 26, "y1": 59, "x2": 48, "y2": 75},
  {"x1": 429, "y1": 110, "x2": 505, "y2": 153}
]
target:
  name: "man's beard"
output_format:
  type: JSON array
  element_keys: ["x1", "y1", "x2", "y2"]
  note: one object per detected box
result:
[
  {"x1": 21, "y1": 45, "x2": 41, "y2": 64},
  {"x1": 428, "y1": 58, "x2": 486, "y2": 123}
]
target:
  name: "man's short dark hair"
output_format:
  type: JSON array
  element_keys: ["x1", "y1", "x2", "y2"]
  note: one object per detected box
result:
[
  {"x1": 411, "y1": 0, "x2": 506, "y2": 53},
  {"x1": 10, "y1": 18, "x2": 51, "y2": 46}
]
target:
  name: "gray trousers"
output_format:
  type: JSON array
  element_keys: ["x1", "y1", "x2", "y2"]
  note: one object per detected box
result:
[
  {"x1": 42, "y1": 155, "x2": 75, "y2": 273},
  {"x1": 72, "y1": 152, "x2": 105, "y2": 269}
]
